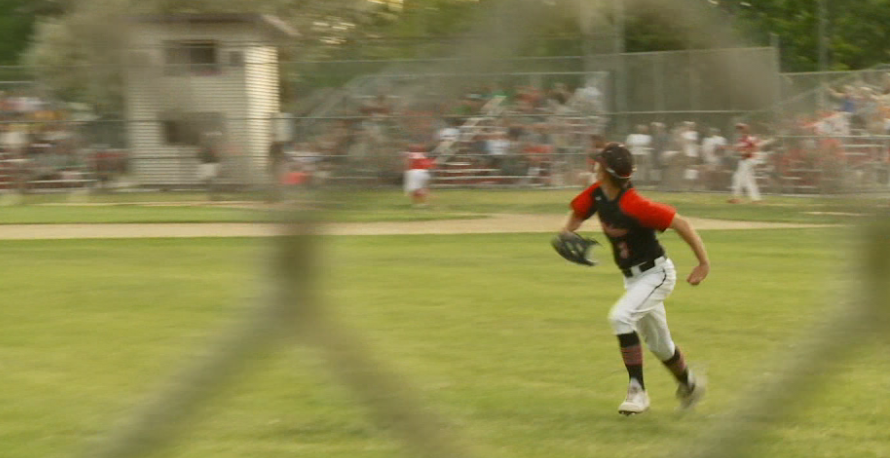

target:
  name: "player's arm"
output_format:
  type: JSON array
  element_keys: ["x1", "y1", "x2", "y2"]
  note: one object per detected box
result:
[
  {"x1": 669, "y1": 215, "x2": 710, "y2": 286},
  {"x1": 562, "y1": 212, "x2": 586, "y2": 233},
  {"x1": 562, "y1": 183, "x2": 599, "y2": 233}
]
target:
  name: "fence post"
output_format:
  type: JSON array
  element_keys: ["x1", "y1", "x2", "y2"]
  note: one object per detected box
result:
[{"x1": 770, "y1": 33, "x2": 783, "y2": 129}]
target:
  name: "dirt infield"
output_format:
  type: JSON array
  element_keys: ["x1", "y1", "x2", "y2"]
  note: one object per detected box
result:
[{"x1": 0, "y1": 214, "x2": 835, "y2": 240}]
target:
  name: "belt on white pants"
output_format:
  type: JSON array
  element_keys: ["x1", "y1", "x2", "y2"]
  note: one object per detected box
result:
[{"x1": 622, "y1": 256, "x2": 668, "y2": 278}]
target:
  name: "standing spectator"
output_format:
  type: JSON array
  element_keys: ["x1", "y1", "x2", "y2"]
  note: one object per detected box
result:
[
  {"x1": 701, "y1": 128, "x2": 728, "y2": 190},
  {"x1": 649, "y1": 122, "x2": 668, "y2": 185},
  {"x1": 728, "y1": 123, "x2": 763, "y2": 204},
  {"x1": 680, "y1": 122, "x2": 701, "y2": 189},
  {"x1": 0, "y1": 123, "x2": 29, "y2": 205},
  {"x1": 625, "y1": 124, "x2": 652, "y2": 183},
  {"x1": 197, "y1": 131, "x2": 222, "y2": 200},
  {"x1": 267, "y1": 140, "x2": 288, "y2": 202}
]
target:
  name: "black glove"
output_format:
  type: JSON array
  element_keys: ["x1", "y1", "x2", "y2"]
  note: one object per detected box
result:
[{"x1": 552, "y1": 232, "x2": 600, "y2": 267}]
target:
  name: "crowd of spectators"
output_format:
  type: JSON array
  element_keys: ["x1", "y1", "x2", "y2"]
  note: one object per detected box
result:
[
  {"x1": 0, "y1": 89, "x2": 127, "y2": 194},
  {"x1": 753, "y1": 78, "x2": 890, "y2": 192},
  {"x1": 618, "y1": 121, "x2": 739, "y2": 192},
  {"x1": 277, "y1": 80, "x2": 607, "y2": 187},
  {"x1": 261, "y1": 74, "x2": 890, "y2": 193}
]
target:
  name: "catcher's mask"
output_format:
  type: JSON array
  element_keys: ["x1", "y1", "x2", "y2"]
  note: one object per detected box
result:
[{"x1": 595, "y1": 143, "x2": 635, "y2": 180}]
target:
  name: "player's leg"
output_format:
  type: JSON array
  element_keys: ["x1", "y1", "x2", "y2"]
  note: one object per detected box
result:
[
  {"x1": 634, "y1": 259, "x2": 706, "y2": 410},
  {"x1": 743, "y1": 160, "x2": 763, "y2": 202},
  {"x1": 607, "y1": 266, "x2": 675, "y2": 414},
  {"x1": 404, "y1": 170, "x2": 414, "y2": 197},
  {"x1": 405, "y1": 170, "x2": 423, "y2": 206},
  {"x1": 636, "y1": 303, "x2": 706, "y2": 410},
  {"x1": 415, "y1": 170, "x2": 431, "y2": 207},
  {"x1": 728, "y1": 162, "x2": 743, "y2": 203}
]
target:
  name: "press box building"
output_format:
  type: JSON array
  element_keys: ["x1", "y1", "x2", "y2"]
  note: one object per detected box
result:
[{"x1": 124, "y1": 14, "x2": 297, "y2": 186}]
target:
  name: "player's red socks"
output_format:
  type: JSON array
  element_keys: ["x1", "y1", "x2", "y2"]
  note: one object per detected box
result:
[
  {"x1": 663, "y1": 347, "x2": 691, "y2": 386},
  {"x1": 617, "y1": 332, "x2": 644, "y2": 389}
]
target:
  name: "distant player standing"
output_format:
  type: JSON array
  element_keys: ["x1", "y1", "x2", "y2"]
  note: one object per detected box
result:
[
  {"x1": 559, "y1": 143, "x2": 710, "y2": 415},
  {"x1": 404, "y1": 145, "x2": 434, "y2": 207},
  {"x1": 728, "y1": 123, "x2": 762, "y2": 204}
]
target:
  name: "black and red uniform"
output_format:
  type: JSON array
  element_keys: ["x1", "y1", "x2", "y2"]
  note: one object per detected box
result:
[{"x1": 570, "y1": 182, "x2": 677, "y2": 275}]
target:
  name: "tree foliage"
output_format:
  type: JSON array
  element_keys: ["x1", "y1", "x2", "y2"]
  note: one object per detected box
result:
[
  {"x1": 728, "y1": 0, "x2": 890, "y2": 71},
  {"x1": 12, "y1": 0, "x2": 890, "y2": 109}
]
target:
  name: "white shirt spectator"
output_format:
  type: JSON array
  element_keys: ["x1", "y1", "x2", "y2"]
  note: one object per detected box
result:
[
  {"x1": 1, "y1": 128, "x2": 28, "y2": 153},
  {"x1": 438, "y1": 127, "x2": 460, "y2": 143},
  {"x1": 487, "y1": 138, "x2": 511, "y2": 156},
  {"x1": 682, "y1": 129, "x2": 699, "y2": 158},
  {"x1": 571, "y1": 84, "x2": 603, "y2": 113},
  {"x1": 625, "y1": 133, "x2": 652, "y2": 156},
  {"x1": 701, "y1": 135, "x2": 727, "y2": 166}
]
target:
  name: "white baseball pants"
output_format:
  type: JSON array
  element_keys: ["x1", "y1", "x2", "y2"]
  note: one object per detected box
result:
[
  {"x1": 732, "y1": 158, "x2": 762, "y2": 201},
  {"x1": 607, "y1": 257, "x2": 678, "y2": 361},
  {"x1": 403, "y1": 169, "x2": 431, "y2": 194}
]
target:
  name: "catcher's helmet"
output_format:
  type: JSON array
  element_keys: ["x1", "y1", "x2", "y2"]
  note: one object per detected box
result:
[{"x1": 595, "y1": 143, "x2": 635, "y2": 179}]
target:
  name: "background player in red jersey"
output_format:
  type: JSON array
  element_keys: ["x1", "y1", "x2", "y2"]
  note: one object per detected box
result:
[
  {"x1": 404, "y1": 145, "x2": 435, "y2": 208},
  {"x1": 728, "y1": 123, "x2": 763, "y2": 204},
  {"x1": 559, "y1": 143, "x2": 711, "y2": 415}
]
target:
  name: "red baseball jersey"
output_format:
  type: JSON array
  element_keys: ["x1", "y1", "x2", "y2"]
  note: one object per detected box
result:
[
  {"x1": 736, "y1": 135, "x2": 757, "y2": 159},
  {"x1": 406, "y1": 152, "x2": 434, "y2": 171},
  {"x1": 571, "y1": 183, "x2": 676, "y2": 270}
]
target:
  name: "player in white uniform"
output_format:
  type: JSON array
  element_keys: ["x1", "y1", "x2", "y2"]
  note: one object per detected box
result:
[
  {"x1": 728, "y1": 123, "x2": 763, "y2": 204},
  {"x1": 404, "y1": 145, "x2": 434, "y2": 207}
]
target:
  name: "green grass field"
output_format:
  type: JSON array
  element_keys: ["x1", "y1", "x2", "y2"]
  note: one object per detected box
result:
[
  {"x1": 1, "y1": 228, "x2": 886, "y2": 458},
  {"x1": 2, "y1": 188, "x2": 885, "y2": 224}
]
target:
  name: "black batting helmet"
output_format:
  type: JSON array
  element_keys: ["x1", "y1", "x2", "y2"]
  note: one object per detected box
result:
[{"x1": 595, "y1": 142, "x2": 635, "y2": 179}]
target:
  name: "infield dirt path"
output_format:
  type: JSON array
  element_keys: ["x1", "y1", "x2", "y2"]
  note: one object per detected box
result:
[{"x1": 0, "y1": 214, "x2": 834, "y2": 240}]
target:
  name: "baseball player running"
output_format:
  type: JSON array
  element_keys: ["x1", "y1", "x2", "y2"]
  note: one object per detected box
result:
[
  {"x1": 404, "y1": 144, "x2": 434, "y2": 208},
  {"x1": 558, "y1": 143, "x2": 710, "y2": 415},
  {"x1": 728, "y1": 123, "x2": 762, "y2": 204}
]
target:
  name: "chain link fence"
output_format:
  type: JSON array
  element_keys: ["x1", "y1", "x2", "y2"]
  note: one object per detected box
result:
[{"x1": 0, "y1": 43, "x2": 783, "y2": 193}]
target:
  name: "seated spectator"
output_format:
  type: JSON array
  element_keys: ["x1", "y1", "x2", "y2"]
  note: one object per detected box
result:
[
  {"x1": 359, "y1": 93, "x2": 391, "y2": 118},
  {"x1": 524, "y1": 143, "x2": 552, "y2": 186},
  {"x1": 486, "y1": 131, "x2": 511, "y2": 173},
  {"x1": 548, "y1": 83, "x2": 572, "y2": 108},
  {"x1": 681, "y1": 121, "x2": 701, "y2": 189},
  {"x1": 437, "y1": 120, "x2": 461, "y2": 144}
]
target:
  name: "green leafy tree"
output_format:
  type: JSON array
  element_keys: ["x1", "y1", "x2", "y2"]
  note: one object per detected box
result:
[
  {"x1": 0, "y1": 0, "x2": 72, "y2": 65},
  {"x1": 728, "y1": 0, "x2": 890, "y2": 71},
  {"x1": 22, "y1": 0, "x2": 396, "y2": 109}
]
